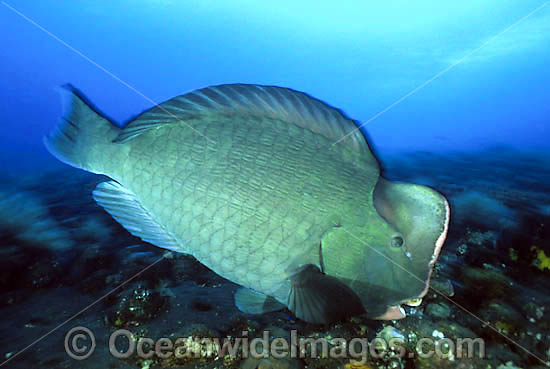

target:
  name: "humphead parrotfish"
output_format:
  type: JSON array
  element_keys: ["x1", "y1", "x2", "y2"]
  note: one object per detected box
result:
[{"x1": 44, "y1": 84, "x2": 449, "y2": 324}]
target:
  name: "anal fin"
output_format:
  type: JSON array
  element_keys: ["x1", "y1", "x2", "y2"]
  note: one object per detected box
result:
[
  {"x1": 288, "y1": 264, "x2": 365, "y2": 324},
  {"x1": 235, "y1": 287, "x2": 285, "y2": 315},
  {"x1": 93, "y1": 181, "x2": 184, "y2": 253}
]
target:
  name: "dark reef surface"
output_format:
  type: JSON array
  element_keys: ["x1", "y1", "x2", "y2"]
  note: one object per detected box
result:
[{"x1": 1, "y1": 147, "x2": 549, "y2": 369}]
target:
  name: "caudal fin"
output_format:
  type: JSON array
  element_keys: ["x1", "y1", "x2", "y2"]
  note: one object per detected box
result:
[{"x1": 44, "y1": 85, "x2": 122, "y2": 175}]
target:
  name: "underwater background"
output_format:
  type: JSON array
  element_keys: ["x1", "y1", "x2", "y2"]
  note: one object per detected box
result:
[{"x1": 1, "y1": 1, "x2": 550, "y2": 368}]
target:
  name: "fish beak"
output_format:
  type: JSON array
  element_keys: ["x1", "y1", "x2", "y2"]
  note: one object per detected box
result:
[{"x1": 374, "y1": 305, "x2": 406, "y2": 320}]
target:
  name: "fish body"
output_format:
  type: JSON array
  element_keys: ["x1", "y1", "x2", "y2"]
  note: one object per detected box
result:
[{"x1": 45, "y1": 84, "x2": 449, "y2": 324}]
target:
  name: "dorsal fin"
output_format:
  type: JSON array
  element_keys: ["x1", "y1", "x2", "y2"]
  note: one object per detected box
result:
[{"x1": 115, "y1": 84, "x2": 371, "y2": 154}]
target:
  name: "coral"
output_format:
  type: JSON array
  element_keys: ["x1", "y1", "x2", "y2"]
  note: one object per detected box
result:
[
  {"x1": 496, "y1": 362, "x2": 523, "y2": 369},
  {"x1": 465, "y1": 230, "x2": 498, "y2": 246},
  {"x1": 495, "y1": 321, "x2": 516, "y2": 335},
  {"x1": 531, "y1": 246, "x2": 550, "y2": 271},
  {"x1": 344, "y1": 362, "x2": 372, "y2": 369},
  {"x1": 508, "y1": 248, "x2": 518, "y2": 261},
  {"x1": 376, "y1": 326, "x2": 406, "y2": 347},
  {"x1": 109, "y1": 283, "x2": 169, "y2": 327}
]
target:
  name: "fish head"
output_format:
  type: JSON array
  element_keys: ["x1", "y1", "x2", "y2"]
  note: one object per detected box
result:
[{"x1": 322, "y1": 177, "x2": 449, "y2": 319}]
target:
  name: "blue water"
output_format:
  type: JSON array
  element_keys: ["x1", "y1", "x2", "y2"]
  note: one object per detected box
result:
[
  {"x1": 1, "y1": 0, "x2": 549, "y2": 173},
  {"x1": 1, "y1": 1, "x2": 550, "y2": 368}
]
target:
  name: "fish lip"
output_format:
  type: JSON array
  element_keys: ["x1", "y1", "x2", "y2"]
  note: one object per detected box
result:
[
  {"x1": 414, "y1": 197, "x2": 450, "y2": 300},
  {"x1": 374, "y1": 305, "x2": 406, "y2": 320}
]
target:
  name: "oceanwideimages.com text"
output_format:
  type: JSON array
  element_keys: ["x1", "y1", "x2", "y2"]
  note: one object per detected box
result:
[{"x1": 64, "y1": 326, "x2": 485, "y2": 362}]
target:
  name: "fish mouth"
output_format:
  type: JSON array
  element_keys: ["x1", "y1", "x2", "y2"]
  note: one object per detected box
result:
[
  {"x1": 374, "y1": 305, "x2": 406, "y2": 320},
  {"x1": 375, "y1": 296, "x2": 425, "y2": 320}
]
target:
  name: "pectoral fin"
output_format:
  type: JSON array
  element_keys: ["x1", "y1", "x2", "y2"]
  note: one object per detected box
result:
[
  {"x1": 235, "y1": 287, "x2": 285, "y2": 315},
  {"x1": 287, "y1": 264, "x2": 365, "y2": 324},
  {"x1": 93, "y1": 181, "x2": 184, "y2": 253}
]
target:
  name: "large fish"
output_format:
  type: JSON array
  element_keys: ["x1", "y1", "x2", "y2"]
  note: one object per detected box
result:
[{"x1": 45, "y1": 84, "x2": 449, "y2": 324}]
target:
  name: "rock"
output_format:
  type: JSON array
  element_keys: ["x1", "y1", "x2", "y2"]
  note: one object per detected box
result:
[
  {"x1": 429, "y1": 278, "x2": 455, "y2": 297},
  {"x1": 176, "y1": 323, "x2": 220, "y2": 340},
  {"x1": 0, "y1": 245, "x2": 31, "y2": 292},
  {"x1": 25, "y1": 257, "x2": 62, "y2": 289},
  {"x1": 240, "y1": 356, "x2": 303, "y2": 369},
  {"x1": 425, "y1": 303, "x2": 452, "y2": 320},
  {"x1": 461, "y1": 266, "x2": 517, "y2": 302},
  {"x1": 239, "y1": 327, "x2": 303, "y2": 369}
]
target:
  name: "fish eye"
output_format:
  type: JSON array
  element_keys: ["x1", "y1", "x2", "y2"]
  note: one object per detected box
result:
[{"x1": 391, "y1": 235, "x2": 404, "y2": 248}]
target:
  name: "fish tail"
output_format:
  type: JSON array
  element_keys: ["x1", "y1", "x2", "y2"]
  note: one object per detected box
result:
[{"x1": 43, "y1": 85, "x2": 122, "y2": 175}]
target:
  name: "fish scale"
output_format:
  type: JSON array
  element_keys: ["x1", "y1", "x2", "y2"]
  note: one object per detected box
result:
[{"x1": 111, "y1": 117, "x2": 370, "y2": 294}]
